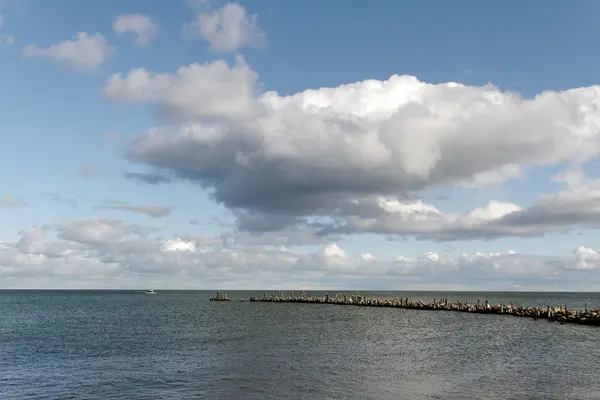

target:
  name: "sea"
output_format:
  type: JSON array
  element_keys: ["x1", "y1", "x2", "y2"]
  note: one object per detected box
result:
[{"x1": 1, "y1": 290, "x2": 600, "y2": 400}]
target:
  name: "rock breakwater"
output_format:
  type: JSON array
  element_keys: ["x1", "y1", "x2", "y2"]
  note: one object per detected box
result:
[{"x1": 244, "y1": 293, "x2": 600, "y2": 326}]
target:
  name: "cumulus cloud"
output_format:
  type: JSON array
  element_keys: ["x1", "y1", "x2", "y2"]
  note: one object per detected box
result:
[
  {"x1": 113, "y1": 14, "x2": 157, "y2": 46},
  {"x1": 96, "y1": 200, "x2": 172, "y2": 218},
  {"x1": 103, "y1": 56, "x2": 259, "y2": 120},
  {"x1": 2, "y1": 219, "x2": 600, "y2": 290},
  {"x1": 571, "y1": 246, "x2": 600, "y2": 270},
  {"x1": 102, "y1": 56, "x2": 600, "y2": 240},
  {"x1": 22, "y1": 32, "x2": 115, "y2": 70},
  {"x1": 184, "y1": 1, "x2": 266, "y2": 53}
]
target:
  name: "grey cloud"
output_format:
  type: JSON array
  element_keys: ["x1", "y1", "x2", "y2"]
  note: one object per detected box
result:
[
  {"x1": 96, "y1": 200, "x2": 172, "y2": 218},
  {"x1": 335, "y1": 192, "x2": 600, "y2": 241},
  {"x1": 124, "y1": 120, "x2": 416, "y2": 217},
  {"x1": 125, "y1": 172, "x2": 173, "y2": 185},
  {"x1": 233, "y1": 211, "x2": 305, "y2": 232}
]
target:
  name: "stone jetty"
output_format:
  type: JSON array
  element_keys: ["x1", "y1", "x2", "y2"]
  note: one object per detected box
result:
[
  {"x1": 244, "y1": 293, "x2": 600, "y2": 326},
  {"x1": 209, "y1": 291, "x2": 231, "y2": 301}
]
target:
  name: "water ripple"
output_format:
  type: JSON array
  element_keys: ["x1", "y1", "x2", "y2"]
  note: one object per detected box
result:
[{"x1": 1, "y1": 290, "x2": 599, "y2": 399}]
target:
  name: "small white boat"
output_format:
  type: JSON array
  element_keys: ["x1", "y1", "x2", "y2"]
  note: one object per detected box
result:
[{"x1": 146, "y1": 288, "x2": 156, "y2": 295}]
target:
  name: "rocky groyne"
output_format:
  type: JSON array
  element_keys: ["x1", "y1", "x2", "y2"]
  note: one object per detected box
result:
[
  {"x1": 244, "y1": 293, "x2": 600, "y2": 326},
  {"x1": 209, "y1": 291, "x2": 231, "y2": 301}
]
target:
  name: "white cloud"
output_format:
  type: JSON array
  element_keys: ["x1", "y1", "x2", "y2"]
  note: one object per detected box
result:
[
  {"x1": 113, "y1": 14, "x2": 157, "y2": 46},
  {"x1": 162, "y1": 238, "x2": 197, "y2": 252},
  {"x1": 103, "y1": 56, "x2": 258, "y2": 120},
  {"x1": 458, "y1": 164, "x2": 524, "y2": 188},
  {"x1": 22, "y1": 32, "x2": 115, "y2": 70},
  {"x1": 322, "y1": 243, "x2": 346, "y2": 258},
  {"x1": 1, "y1": 219, "x2": 600, "y2": 290},
  {"x1": 184, "y1": 2, "x2": 266, "y2": 53},
  {"x1": 103, "y1": 59, "x2": 600, "y2": 241},
  {"x1": 467, "y1": 200, "x2": 521, "y2": 220},
  {"x1": 571, "y1": 246, "x2": 600, "y2": 270}
]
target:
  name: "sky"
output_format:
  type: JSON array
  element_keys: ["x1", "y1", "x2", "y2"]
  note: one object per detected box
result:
[{"x1": 1, "y1": 0, "x2": 600, "y2": 290}]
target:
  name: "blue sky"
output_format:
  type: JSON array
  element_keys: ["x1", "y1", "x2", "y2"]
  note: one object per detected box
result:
[{"x1": 1, "y1": 0, "x2": 600, "y2": 289}]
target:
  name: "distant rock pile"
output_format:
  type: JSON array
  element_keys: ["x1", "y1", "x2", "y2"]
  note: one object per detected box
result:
[
  {"x1": 244, "y1": 293, "x2": 600, "y2": 327},
  {"x1": 209, "y1": 291, "x2": 231, "y2": 301}
]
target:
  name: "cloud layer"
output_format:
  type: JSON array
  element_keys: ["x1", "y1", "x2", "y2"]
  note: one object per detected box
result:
[{"x1": 2, "y1": 219, "x2": 600, "y2": 290}]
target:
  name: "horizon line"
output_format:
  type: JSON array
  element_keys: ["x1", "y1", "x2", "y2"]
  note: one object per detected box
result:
[{"x1": 1, "y1": 288, "x2": 599, "y2": 293}]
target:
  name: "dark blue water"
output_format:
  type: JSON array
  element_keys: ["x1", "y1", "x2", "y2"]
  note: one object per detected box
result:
[{"x1": 1, "y1": 290, "x2": 600, "y2": 399}]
